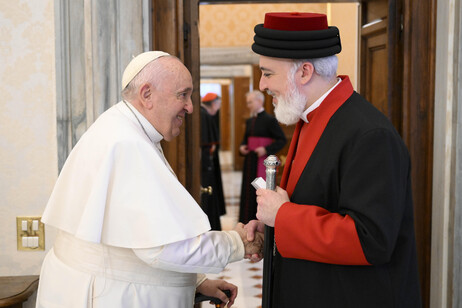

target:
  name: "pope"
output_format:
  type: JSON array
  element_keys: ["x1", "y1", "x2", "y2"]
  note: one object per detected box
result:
[{"x1": 36, "y1": 51, "x2": 263, "y2": 308}]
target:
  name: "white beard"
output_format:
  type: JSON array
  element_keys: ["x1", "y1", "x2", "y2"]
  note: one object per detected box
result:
[{"x1": 271, "y1": 77, "x2": 307, "y2": 125}]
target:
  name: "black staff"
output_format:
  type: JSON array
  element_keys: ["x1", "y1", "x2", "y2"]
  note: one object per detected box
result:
[{"x1": 262, "y1": 155, "x2": 280, "y2": 308}]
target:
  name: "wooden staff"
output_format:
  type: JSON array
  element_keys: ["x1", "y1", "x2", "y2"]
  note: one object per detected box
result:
[{"x1": 262, "y1": 155, "x2": 280, "y2": 308}]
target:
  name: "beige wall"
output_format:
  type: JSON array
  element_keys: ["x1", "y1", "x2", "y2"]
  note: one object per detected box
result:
[
  {"x1": 199, "y1": 3, "x2": 359, "y2": 89},
  {"x1": 329, "y1": 3, "x2": 360, "y2": 89},
  {"x1": 200, "y1": 3, "x2": 327, "y2": 47},
  {"x1": 0, "y1": 0, "x2": 57, "y2": 276}
]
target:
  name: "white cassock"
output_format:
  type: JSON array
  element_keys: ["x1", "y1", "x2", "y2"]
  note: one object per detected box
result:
[{"x1": 36, "y1": 102, "x2": 244, "y2": 308}]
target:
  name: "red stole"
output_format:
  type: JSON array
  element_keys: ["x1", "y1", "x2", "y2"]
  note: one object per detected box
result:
[{"x1": 280, "y1": 76, "x2": 354, "y2": 196}]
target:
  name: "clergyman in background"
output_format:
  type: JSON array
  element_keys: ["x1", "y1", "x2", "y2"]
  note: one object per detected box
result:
[
  {"x1": 200, "y1": 92, "x2": 226, "y2": 230},
  {"x1": 238, "y1": 90, "x2": 286, "y2": 224}
]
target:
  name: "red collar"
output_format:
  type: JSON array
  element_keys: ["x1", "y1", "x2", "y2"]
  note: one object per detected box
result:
[{"x1": 280, "y1": 76, "x2": 354, "y2": 195}]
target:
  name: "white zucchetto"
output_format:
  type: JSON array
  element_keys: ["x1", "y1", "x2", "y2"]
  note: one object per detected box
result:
[{"x1": 122, "y1": 51, "x2": 170, "y2": 90}]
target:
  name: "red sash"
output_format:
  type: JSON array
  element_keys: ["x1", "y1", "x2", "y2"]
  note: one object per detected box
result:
[
  {"x1": 248, "y1": 136, "x2": 273, "y2": 179},
  {"x1": 280, "y1": 76, "x2": 354, "y2": 196}
]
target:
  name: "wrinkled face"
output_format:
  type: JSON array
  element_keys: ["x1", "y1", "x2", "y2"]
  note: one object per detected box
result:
[
  {"x1": 259, "y1": 56, "x2": 307, "y2": 125},
  {"x1": 150, "y1": 58, "x2": 193, "y2": 141}
]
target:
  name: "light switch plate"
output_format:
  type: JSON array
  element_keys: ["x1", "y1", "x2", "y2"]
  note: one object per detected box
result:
[{"x1": 16, "y1": 216, "x2": 45, "y2": 251}]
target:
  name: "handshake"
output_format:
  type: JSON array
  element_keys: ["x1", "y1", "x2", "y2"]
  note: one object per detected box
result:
[{"x1": 233, "y1": 222, "x2": 265, "y2": 262}]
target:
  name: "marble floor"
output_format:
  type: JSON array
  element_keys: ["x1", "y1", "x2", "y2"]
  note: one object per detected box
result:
[{"x1": 204, "y1": 151, "x2": 263, "y2": 308}]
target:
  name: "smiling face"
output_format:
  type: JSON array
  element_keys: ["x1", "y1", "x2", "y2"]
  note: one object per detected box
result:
[
  {"x1": 148, "y1": 58, "x2": 193, "y2": 141},
  {"x1": 259, "y1": 56, "x2": 293, "y2": 105},
  {"x1": 259, "y1": 56, "x2": 308, "y2": 125}
]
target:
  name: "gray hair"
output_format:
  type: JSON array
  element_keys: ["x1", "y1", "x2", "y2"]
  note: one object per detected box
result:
[
  {"x1": 246, "y1": 90, "x2": 264, "y2": 102},
  {"x1": 121, "y1": 55, "x2": 175, "y2": 100},
  {"x1": 291, "y1": 55, "x2": 338, "y2": 80}
]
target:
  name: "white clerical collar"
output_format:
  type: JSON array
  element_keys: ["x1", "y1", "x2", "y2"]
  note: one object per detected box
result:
[
  {"x1": 301, "y1": 77, "x2": 342, "y2": 123},
  {"x1": 252, "y1": 107, "x2": 265, "y2": 117},
  {"x1": 121, "y1": 101, "x2": 163, "y2": 144}
]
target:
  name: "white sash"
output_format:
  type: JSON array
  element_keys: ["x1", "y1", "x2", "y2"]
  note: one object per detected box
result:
[{"x1": 54, "y1": 231, "x2": 196, "y2": 287}]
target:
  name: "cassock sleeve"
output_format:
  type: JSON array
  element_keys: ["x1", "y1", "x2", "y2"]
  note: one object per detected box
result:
[
  {"x1": 275, "y1": 128, "x2": 409, "y2": 266},
  {"x1": 133, "y1": 230, "x2": 244, "y2": 274},
  {"x1": 240, "y1": 118, "x2": 251, "y2": 146}
]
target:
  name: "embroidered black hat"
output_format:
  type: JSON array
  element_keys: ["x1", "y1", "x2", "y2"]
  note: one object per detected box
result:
[{"x1": 252, "y1": 12, "x2": 342, "y2": 59}]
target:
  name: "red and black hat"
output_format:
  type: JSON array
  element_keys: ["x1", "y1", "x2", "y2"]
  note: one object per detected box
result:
[
  {"x1": 201, "y1": 92, "x2": 220, "y2": 104},
  {"x1": 252, "y1": 12, "x2": 342, "y2": 59}
]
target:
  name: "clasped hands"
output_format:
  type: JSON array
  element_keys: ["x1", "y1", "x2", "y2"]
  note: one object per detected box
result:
[
  {"x1": 239, "y1": 145, "x2": 267, "y2": 157},
  {"x1": 233, "y1": 223, "x2": 264, "y2": 262},
  {"x1": 234, "y1": 186, "x2": 290, "y2": 262}
]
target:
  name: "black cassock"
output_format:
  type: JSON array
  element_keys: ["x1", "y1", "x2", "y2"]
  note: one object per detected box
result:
[
  {"x1": 272, "y1": 83, "x2": 421, "y2": 307},
  {"x1": 200, "y1": 107, "x2": 225, "y2": 230},
  {"x1": 239, "y1": 110, "x2": 286, "y2": 224}
]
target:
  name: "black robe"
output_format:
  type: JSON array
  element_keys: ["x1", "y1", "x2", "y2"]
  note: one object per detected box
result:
[
  {"x1": 200, "y1": 107, "x2": 225, "y2": 230},
  {"x1": 271, "y1": 77, "x2": 421, "y2": 307},
  {"x1": 239, "y1": 110, "x2": 286, "y2": 224}
]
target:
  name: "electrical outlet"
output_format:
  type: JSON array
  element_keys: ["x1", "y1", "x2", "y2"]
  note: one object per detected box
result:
[{"x1": 16, "y1": 216, "x2": 45, "y2": 251}]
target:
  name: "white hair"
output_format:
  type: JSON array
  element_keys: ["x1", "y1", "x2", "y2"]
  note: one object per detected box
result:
[
  {"x1": 291, "y1": 55, "x2": 338, "y2": 80},
  {"x1": 246, "y1": 90, "x2": 264, "y2": 102}
]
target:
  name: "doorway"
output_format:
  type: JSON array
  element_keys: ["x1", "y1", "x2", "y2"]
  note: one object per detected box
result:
[{"x1": 198, "y1": 2, "x2": 360, "y2": 172}]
